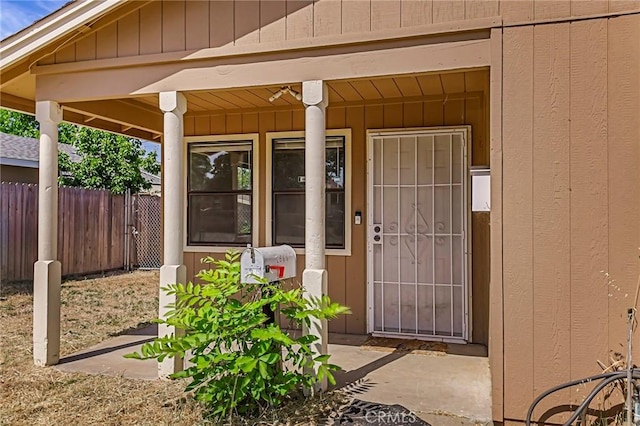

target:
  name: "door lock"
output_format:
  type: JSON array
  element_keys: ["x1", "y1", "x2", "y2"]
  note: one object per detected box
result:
[{"x1": 372, "y1": 224, "x2": 382, "y2": 243}]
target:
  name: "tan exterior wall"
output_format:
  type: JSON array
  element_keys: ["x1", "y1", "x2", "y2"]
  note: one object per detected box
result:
[
  {"x1": 181, "y1": 92, "x2": 490, "y2": 338},
  {"x1": 47, "y1": 0, "x2": 639, "y2": 65},
  {"x1": 501, "y1": 14, "x2": 640, "y2": 423},
  {"x1": 0, "y1": 165, "x2": 38, "y2": 184}
]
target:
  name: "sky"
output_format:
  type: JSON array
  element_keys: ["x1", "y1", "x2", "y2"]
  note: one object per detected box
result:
[
  {"x1": 0, "y1": 0, "x2": 68, "y2": 40},
  {"x1": 0, "y1": 0, "x2": 162, "y2": 159}
]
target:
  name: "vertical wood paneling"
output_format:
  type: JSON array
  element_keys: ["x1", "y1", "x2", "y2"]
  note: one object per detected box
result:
[
  {"x1": 96, "y1": 22, "x2": 118, "y2": 59},
  {"x1": 55, "y1": 44, "x2": 75, "y2": 64},
  {"x1": 502, "y1": 26, "x2": 534, "y2": 419},
  {"x1": 210, "y1": 114, "x2": 226, "y2": 134},
  {"x1": 259, "y1": 111, "x2": 276, "y2": 246},
  {"x1": 275, "y1": 110, "x2": 293, "y2": 131},
  {"x1": 465, "y1": 96, "x2": 485, "y2": 165},
  {"x1": 501, "y1": 0, "x2": 533, "y2": 23},
  {"x1": 327, "y1": 256, "x2": 347, "y2": 333},
  {"x1": 162, "y1": 0, "x2": 185, "y2": 52},
  {"x1": 444, "y1": 99, "x2": 465, "y2": 125},
  {"x1": 433, "y1": 0, "x2": 465, "y2": 23},
  {"x1": 534, "y1": 0, "x2": 571, "y2": 20},
  {"x1": 260, "y1": 0, "x2": 286, "y2": 42},
  {"x1": 314, "y1": 0, "x2": 342, "y2": 37},
  {"x1": 235, "y1": 0, "x2": 260, "y2": 45},
  {"x1": 226, "y1": 114, "x2": 243, "y2": 134},
  {"x1": 342, "y1": 0, "x2": 371, "y2": 33},
  {"x1": 75, "y1": 33, "x2": 96, "y2": 62},
  {"x1": 184, "y1": 116, "x2": 195, "y2": 136},
  {"x1": 465, "y1": 0, "x2": 499, "y2": 19},
  {"x1": 423, "y1": 100, "x2": 444, "y2": 126},
  {"x1": 345, "y1": 105, "x2": 367, "y2": 334},
  {"x1": 382, "y1": 103, "x2": 403, "y2": 128},
  {"x1": 531, "y1": 22, "x2": 571, "y2": 417},
  {"x1": 569, "y1": 18, "x2": 608, "y2": 387},
  {"x1": 607, "y1": 14, "x2": 640, "y2": 364},
  {"x1": 371, "y1": 0, "x2": 401, "y2": 31},
  {"x1": 194, "y1": 116, "x2": 210, "y2": 136},
  {"x1": 117, "y1": 9, "x2": 140, "y2": 57},
  {"x1": 210, "y1": 0, "x2": 235, "y2": 47},
  {"x1": 489, "y1": 27, "x2": 505, "y2": 419},
  {"x1": 290, "y1": 109, "x2": 304, "y2": 130},
  {"x1": 403, "y1": 102, "x2": 423, "y2": 127},
  {"x1": 401, "y1": 0, "x2": 433, "y2": 27},
  {"x1": 608, "y1": 0, "x2": 640, "y2": 12},
  {"x1": 185, "y1": 1, "x2": 210, "y2": 50},
  {"x1": 243, "y1": 112, "x2": 260, "y2": 133},
  {"x1": 471, "y1": 213, "x2": 490, "y2": 344},
  {"x1": 139, "y1": 1, "x2": 162, "y2": 55},
  {"x1": 571, "y1": 0, "x2": 608, "y2": 15},
  {"x1": 286, "y1": 0, "x2": 314, "y2": 40}
]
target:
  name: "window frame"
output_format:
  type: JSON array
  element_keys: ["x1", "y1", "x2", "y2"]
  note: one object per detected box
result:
[
  {"x1": 183, "y1": 133, "x2": 260, "y2": 252},
  {"x1": 266, "y1": 129, "x2": 352, "y2": 256}
]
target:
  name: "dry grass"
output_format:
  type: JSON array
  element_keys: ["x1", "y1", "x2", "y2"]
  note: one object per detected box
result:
[
  {"x1": 0, "y1": 271, "x2": 350, "y2": 426},
  {"x1": 0, "y1": 271, "x2": 203, "y2": 426}
]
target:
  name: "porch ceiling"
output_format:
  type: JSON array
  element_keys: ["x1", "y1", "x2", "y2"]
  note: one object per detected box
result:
[{"x1": 133, "y1": 69, "x2": 488, "y2": 115}]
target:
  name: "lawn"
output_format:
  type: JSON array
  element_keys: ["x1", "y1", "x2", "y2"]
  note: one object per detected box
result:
[{"x1": 0, "y1": 271, "x2": 203, "y2": 425}]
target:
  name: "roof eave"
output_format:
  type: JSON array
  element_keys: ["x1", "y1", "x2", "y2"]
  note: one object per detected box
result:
[{"x1": 0, "y1": 0, "x2": 122, "y2": 71}]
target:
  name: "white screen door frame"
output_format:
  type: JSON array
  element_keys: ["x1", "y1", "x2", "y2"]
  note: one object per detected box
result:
[{"x1": 366, "y1": 127, "x2": 470, "y2": 342}]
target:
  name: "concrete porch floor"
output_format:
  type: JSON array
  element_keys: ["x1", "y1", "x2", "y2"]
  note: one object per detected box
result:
[{"x1": 55, "y1": 326, "x2": 492, "y2": 425}]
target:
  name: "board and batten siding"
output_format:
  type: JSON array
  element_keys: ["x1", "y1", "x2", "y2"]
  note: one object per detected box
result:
[
  {"x1": 501, "y1": 14, "x2": 640, "y2": 423},
  {"x1": 46, "y1": 0, "x2": 640, "y2": 65},
  {"x1": 180, "y1": 92, "x2": 489, "y2": 338}
]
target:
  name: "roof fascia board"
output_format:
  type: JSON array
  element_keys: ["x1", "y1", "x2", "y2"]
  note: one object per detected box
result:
[
  {"x1": 0, "y1": 0, "x2": 121, "y2": 71},
  {"x1": 0, "y1": 158, "x2": 39, "y2": 168}
]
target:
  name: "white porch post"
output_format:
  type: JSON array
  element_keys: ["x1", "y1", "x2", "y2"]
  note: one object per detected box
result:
[
  {"x1": 158, "y1": 91, "x2": 187, "y2": 377},
  {"x1": 33, "y1": 100, "x2": 63, "y2": 366},
  {"x1": 302, "y1": 80, "x2": 329, "y2": 391}
]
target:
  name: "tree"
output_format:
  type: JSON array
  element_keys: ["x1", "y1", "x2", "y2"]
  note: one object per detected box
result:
[
  {"x1": 0, "y1": 108, "x2": 39, "y2": 138},
  {"x1": 0, "y1": 109, "x2": 159, "y2": 194}
]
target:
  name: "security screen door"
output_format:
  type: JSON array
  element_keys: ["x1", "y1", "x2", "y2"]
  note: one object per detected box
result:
[{"x1": 368, "y1": 129, "x2": 468, "y2": 341}]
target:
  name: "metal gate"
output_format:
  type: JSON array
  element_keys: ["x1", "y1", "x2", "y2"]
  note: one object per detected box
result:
[
  {"x1": 132, "y1": 194, "x2": 161, "y2": 269},
  {"x1": 367, "y1": 128, "x2": 468, "y2": 341}
]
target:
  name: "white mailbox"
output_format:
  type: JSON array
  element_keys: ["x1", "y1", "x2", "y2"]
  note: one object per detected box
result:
[
  {"x1": 470, "y1": 167, "x2": 491, "y2": 212},
  {"x1": 240, "y1": 245, "x2": 297, "y2": 284}
]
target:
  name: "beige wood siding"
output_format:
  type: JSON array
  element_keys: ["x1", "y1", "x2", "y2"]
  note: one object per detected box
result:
[
  {"x1": 501, "y1": 15, "x2": 640, "y2": 423},
  {"x1": 182, "y1": 93, "x2": 489, "y2": 337},
  {"x1": 51, "y1": 0, "x2": 639, "y2": 65}
]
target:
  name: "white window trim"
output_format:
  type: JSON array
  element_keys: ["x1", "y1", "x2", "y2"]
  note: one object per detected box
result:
[
  {"x1": 183, "y1": 133, "x2": 260, "y2": 253},
  {"x1": 266, "y1": 129, "x2": 352, "y2": 256}
]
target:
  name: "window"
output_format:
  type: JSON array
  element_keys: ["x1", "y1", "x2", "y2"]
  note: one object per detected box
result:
[
  {"x1": 187, "y1": 140, "x2": 253, "y2": 246},
  {"x1": 271, "y1": 135, "x2": 346, "y2": 249}
]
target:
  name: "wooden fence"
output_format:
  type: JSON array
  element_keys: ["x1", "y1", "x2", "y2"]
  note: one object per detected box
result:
[{"x1": 0, "y1": 183, "x2": 127, "y2": 282}]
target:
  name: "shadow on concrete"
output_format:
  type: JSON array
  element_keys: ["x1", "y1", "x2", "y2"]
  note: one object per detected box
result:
[
  {"x1": 333, "y1": 350, "x2": 408, "y2": 390},
  {"x1": 58, "y1": 337, "x2": 154, "y2": 365},
  {"x1": 109, "y1": 322, "x2": 157, "y2": 337}
]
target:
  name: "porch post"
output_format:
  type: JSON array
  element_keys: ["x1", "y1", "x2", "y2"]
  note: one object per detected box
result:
[
  {"x1": 302, "y1": 80, "x2": 329, "y2": 391},
  {"x1": 33, "y1": 100, "x2": 63, "y2": 366},
  {"x1": 158, "y1": 91, "x2": 187, "y2": 377}
]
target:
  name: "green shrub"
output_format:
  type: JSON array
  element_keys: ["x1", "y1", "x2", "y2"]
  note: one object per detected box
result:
[{"x1": 125, "y1": 251, "x2": 350, "y2": 420}]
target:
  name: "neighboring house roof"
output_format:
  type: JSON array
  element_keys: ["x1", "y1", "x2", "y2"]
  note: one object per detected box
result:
[
  {"x1": 0, "y1": 132, "x2": 79, "y2": 168},
  {"x1": 0, "y1": 131, "x2": 161, "y2": 187},
  {"x1": 141, "y1": 170, "x2": 161, "y2": 186}
]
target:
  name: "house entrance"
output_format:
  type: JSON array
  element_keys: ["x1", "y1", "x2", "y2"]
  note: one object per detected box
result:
[{"x1": 367, "y1": 128, "x2": 469, "y2": 341}]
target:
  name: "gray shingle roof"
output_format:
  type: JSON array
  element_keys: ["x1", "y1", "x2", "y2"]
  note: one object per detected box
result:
[{"x1": 0, "y1": 132, "x2": 79, "y2": 166}]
